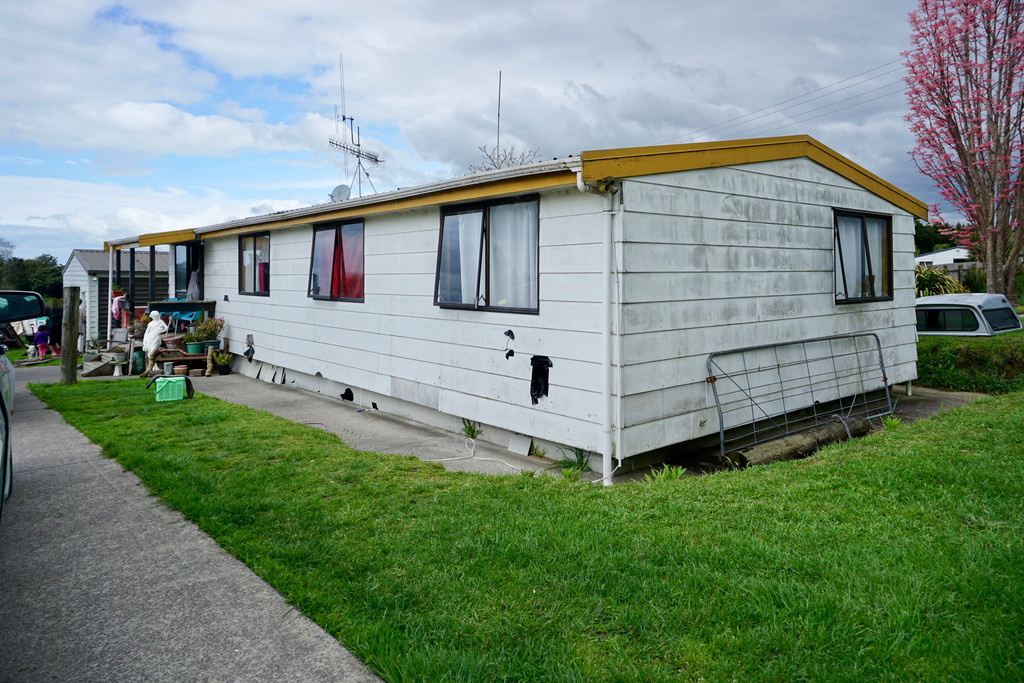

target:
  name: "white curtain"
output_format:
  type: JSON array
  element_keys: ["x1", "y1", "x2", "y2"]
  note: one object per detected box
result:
[
  {"x1": 489, "y1": 201, "x2": 538, "y2": 309},
  {"x1": 835, "y1": 215, "x2": 864, "y2": 298}
]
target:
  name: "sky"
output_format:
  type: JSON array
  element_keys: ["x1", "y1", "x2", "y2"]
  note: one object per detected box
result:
[{"x1": 0, "y1": 0, "x2": 935, "y2": 265}]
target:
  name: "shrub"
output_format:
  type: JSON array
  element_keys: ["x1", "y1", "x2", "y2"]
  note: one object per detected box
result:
[
  {"x1": 916, "y1": 334, "x2": 1024, "y2": 393},
  {"x1": 961, "y1": 266, "x2": 986, "y2": 293},
  {"x1": 915, "y1": 265, "x2": 966, "y2": 297}
]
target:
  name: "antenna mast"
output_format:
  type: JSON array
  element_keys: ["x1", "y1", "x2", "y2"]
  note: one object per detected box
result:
[
  {"x1": 496, "y1": 70, "x2": 502, "y2": 151},
  {"x1": 328, "y1": 53, "x2": 384, "y2": 196}
]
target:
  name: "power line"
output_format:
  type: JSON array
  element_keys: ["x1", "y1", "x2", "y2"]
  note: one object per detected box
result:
[{"x1": 662, "y1": 57, "x2": 907, "y2": 144}]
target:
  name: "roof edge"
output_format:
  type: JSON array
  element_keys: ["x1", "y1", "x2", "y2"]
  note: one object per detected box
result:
[{"x1": 579, "y1": 135, "x2": 928, "y2": 219}]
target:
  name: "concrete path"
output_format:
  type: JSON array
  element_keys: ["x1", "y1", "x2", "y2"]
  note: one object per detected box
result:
[
  {"x1": 0, "y1": 366, "x2": 380, "y2": 682},
  {"x1": 189, "y1": 372, "x2": 548, "y2": 477}
]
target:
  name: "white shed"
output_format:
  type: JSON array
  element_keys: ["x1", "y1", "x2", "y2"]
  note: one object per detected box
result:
[
  {"x1": 62, "y1": 249, "x2": 170, "y2": 341},
  {"x1": 914, "y1": 246, "x2": 971, "y2": 266},
  {"x1": 107, "y1": 135, "x2": 927, "y2": 476}
]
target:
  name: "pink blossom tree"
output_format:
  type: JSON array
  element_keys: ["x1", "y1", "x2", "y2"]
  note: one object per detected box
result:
[{"x1": 904, "y1": 0, "x2": 1024, "y2": 303}]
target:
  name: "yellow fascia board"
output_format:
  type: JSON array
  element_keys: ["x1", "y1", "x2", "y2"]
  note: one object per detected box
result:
[
  {"x1": 581, "y1": 135, "x2": 928, "y2": 219},
  {"x1": 139, "y1": 228, "x2": 195, "y2": 247},
  {"x1": 199, "y1": 170, "x2": 578, "y2": 239}
]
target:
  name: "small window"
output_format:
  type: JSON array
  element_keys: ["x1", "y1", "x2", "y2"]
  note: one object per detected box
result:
[
  {"x1": 309, "y1": 221, "x2": 364, "y2": 301},
  {"x1": 434, "y1": 196, "x2": 539, "y2": 312},
  {"x1": 239, "y1": 233, "x2": 270, "y2": 295},
  {"x1": 834, "y1": 210, "x2": 892, "y2": 303},
  {"x1": 983, "y1": 307, "x2": 1023, "y2": 332},
  {"x1": 916, "y1": 308, "x2": 980, "y2": 332}
]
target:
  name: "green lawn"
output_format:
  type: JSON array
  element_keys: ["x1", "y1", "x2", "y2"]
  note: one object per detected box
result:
[{"x1": 30, "y1": 380, "x2": 1024, "y2": 681}]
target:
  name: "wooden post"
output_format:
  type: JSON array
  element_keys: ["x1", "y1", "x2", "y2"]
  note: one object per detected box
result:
[{"x1": 60, "y1": 286, "x2": 80, "y2": 385}]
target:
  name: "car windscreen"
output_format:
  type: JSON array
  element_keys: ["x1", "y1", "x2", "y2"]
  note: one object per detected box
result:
[
  {"x1": 916, "y1": 307, "x2": 981, "y2": 332},
  {"x1": 982, "y1": 307, "x2": 1023, "y2": 331}
]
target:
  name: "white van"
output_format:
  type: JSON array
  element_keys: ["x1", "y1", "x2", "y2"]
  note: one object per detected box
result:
[{"x1": 916, "y1": 293, "x2": 1023, "y2": 336}]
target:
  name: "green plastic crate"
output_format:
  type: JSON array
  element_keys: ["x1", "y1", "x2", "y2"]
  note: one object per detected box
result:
[{"x1": 154, "y1": 376, "x2": 186, "y2": 402}]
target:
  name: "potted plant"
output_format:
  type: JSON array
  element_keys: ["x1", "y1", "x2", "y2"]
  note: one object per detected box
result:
[
  {"x1": 212, "y1": 349, "x2": 232, "y2": 375},
  {"x1": 194, "y1": 317, "x2": 225, "y2": 352},
  {"x1": 106, "y1": 345, "x2": 128, "y2": 363},
  {"x1": 182, "y1": 331, "x2": 203, "y2": 355},
  {"x1": 128, "y1": 313, "x2": 150, "y2": 338}
]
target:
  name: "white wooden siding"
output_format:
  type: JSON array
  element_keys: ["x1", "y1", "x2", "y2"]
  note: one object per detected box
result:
[
  {"x1": 201, "y1": 191, "x2": 610, "y2": 452},
  {"x1": 617, "y1": 160, "x2": 918, "y2": 458}
]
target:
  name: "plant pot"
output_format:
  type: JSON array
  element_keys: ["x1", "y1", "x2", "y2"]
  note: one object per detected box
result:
[
  {"x1": 105, "y1": 352, "x2": 127, "y2": 363},
  {"x1": 163, "y1": 334, "x2": 183, "y2": 349},
  {"x1": 185, "y1": 342, "x2": 203, "y2": 354},
  {"x1": 217, "y1": 364, "x2": 231, "y2": 375},
  {"x1": 203, "y1": 339, "x2": 220, "y2": 352}
]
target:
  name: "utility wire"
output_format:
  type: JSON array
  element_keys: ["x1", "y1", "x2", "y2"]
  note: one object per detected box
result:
[
  {"x1": 714, "y1": 81, "x2": 906, "y2": 140},
  {"x1": 661, "y1": 57, "x2": 907, "y2": 144}
]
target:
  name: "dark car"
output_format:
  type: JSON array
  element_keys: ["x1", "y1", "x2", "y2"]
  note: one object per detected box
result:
[{"x1": 0, "y1": 291, "x2": 46, "y2": 522}]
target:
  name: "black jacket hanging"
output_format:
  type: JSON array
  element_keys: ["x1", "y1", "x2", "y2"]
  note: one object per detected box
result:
[{"x1": 530, "y1": 356, "x2": 553, "y2": 404}]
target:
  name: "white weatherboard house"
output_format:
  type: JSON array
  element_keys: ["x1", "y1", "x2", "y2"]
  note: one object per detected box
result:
[{"x1": 106, "y1": 135, "x2": 927, "y2": 478}]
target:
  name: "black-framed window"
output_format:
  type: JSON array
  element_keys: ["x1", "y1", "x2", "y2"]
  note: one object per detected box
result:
[
  {"x1": 834, "y1": 210, "x2": 892, "y2": 303},
  {"x1": 434, "y1": 196, "x2": 539, "y2": 313},
  {"x1": 239, "y1": 233, "x2": 270, "y2": 295},
  {"x1": 308, "y1": 221, "x2": 364, "y2": 301}
]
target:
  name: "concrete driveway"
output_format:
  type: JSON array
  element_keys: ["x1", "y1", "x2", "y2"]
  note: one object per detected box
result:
[{"x1": 0, "y1": 366, "x2": 379, "y2": 682}]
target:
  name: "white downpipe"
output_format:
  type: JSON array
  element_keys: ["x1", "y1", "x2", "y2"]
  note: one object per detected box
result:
[
  {"x1": 600, "y1": 189, "x2": 615, "y2": 485},
  {"x1": 577, "y1": 171, "x2": 616, "y2": 485}
]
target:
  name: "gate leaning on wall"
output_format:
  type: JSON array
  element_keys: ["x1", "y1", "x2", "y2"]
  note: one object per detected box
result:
[{"x1": 705, "y1": 333, "x2": 894, "y2": 460}]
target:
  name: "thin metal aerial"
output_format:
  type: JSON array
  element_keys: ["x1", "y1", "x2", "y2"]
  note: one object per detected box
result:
[{"x1": 328, "y1": 53, "x2": 384, "y2": 196}]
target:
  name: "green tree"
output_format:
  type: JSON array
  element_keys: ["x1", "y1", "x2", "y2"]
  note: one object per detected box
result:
[
  {"x1": 0, "y1": 254, "x2": 63, "y2": 299},
  {"x1": 914, "y1": 219, "x2": 951, "y2": 255}
]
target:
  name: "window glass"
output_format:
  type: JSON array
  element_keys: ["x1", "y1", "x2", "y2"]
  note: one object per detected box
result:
[
  {"x1": 916, "y1": 308, "x2": 980, "y2": 332},
  {"x1": 435, "y1": 197, "x2": 539, "y2": 312},
  {"x1": 834, "y1": 211, "x2": 892, "y2": 302},
  {"x1": 310, "y1": 228, "x2": 336, "y2": 298},
  {"x1": 437, "y1": 211, "x2": 483, "y2": 305},
  {"x1": 983, "y1": 307, "x2": 1023, "y2": 331},
  {"x1": 239, "y1": 234, "x2": 270, "y2": 294},
  {"x1": 174, "y1": 245, "x2": 189, "y2": 299},
  {"x1": 309, "y1": 222, "x2": 364, "y2": 301}
]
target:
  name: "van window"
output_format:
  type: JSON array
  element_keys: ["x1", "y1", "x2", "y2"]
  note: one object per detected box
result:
[{"x1": 916, "y1": 308, "x2": 980, "y2": 332}]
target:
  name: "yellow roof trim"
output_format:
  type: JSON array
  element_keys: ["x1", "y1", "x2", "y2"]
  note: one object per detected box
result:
[
  {"x1": 139, "y1": 228, "x2": 195, "y2": 247},
  {"x1": 198, "y1": 170, "x2": 578, "y2": 238},
  {"x1": 580, "y1": 135, "x2": 928, "y2": 219}
]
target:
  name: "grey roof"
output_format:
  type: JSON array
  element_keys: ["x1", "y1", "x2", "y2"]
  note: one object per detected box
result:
[{"x1": 65, "y1": 249, "x2": 169, "y2": 275}]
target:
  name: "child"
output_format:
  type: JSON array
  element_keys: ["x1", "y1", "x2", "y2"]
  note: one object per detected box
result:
[{"x1": 33, "y1": 325, "x2": 51, "y2": 358}]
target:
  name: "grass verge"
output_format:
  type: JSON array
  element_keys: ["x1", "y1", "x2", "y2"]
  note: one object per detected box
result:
[
  {"x1": 31, "y1": 380, "x2": 1024, "y2": 681},
  {"x1": 917, "y1": 333, "x2": 1024, "y2": 393}
]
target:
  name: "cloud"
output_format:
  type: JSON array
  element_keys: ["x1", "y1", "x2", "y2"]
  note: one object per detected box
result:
[
  {"x1": 0, "y1": 0, "x2": 940, "y2": 261},
  {"x1": 0, "y1": 175, "x2": 304, "y2": 260}
]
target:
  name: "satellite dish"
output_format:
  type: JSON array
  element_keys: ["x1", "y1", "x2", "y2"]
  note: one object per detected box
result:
[{"x1": 330, "y1": 184, "x2": 351, "y2": 202}]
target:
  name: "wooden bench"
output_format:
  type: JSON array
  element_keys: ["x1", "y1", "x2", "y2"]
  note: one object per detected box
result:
[{"x1": 147, "y1": 346, "x2": 213, "y2": 377}]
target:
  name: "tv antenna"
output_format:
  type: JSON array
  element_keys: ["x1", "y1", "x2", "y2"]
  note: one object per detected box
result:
[{"x1": 328, "y1": 53, "x2": 384, "y2": 197}]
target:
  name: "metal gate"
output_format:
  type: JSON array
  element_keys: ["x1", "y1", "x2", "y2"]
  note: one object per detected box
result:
[{"x1": 706, "y1": 333, "x2": 893, "y2": 459}]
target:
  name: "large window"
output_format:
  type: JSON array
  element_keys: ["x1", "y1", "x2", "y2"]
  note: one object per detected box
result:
[
  {"x1": 308, "y1": 221, "x2": 364, "y2": 301},
  {"x1": 434, "y1": 196, "x2": 539, "y2": 312},
  {"x1": 238, "y1": 233, "x2": 270, "y2": 295},
  {"x1": 834, "y1": 210, "x2": 892, "y2": 303}
]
